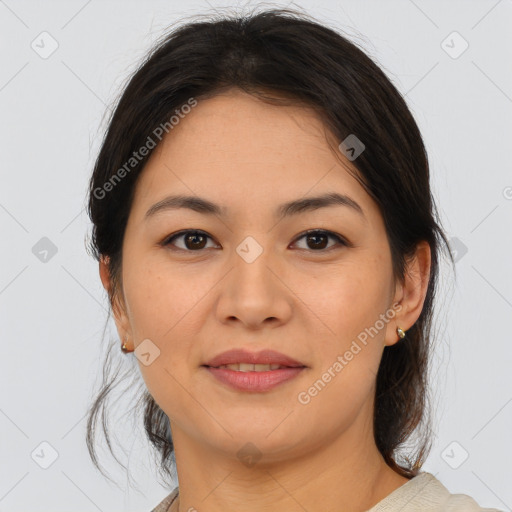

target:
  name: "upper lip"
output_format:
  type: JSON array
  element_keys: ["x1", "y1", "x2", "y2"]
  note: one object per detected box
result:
[{"x1": 203, "y1": 349, "x2": 306, "y2": 368}]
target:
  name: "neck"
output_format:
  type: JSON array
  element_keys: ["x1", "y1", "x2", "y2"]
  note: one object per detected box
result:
[{"x1": 168, "y1": 411, "x2": 410, "y2": 512}]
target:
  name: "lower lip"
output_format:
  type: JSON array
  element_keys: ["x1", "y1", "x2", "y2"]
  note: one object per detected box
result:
[{"x1": 204, "y1": 366, "x2": 306, "y2": 392}]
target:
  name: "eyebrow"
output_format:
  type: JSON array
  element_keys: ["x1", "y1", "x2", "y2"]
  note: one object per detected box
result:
[{"x1": 144, "y1": 192, "x2": 365, "y2": 221}]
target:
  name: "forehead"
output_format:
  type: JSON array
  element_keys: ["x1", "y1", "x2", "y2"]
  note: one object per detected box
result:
[
  {"x1": 157, "y1": 89, "x2": 334, "y2": 164},
  {"x1": 129, "y1": 89, "x2": 378, "y2": 225}
]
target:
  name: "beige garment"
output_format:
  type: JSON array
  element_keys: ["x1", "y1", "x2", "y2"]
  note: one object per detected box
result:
[
  {"x1": 365, "y1": 472, "x2": 502, "y2": 511},
  {"x1": 151, "y1": 487, "x2": 178, "y2": 512},
  {"x1": 150, "y1": 472, "x2": 503, "y2": 511}
]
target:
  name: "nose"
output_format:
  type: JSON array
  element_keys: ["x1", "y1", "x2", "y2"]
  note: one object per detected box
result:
[{"x1": 213, "y1": 238, "x2": 293, "y2": 330}]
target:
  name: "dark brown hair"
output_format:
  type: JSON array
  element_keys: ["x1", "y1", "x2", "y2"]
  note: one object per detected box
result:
[{"x1": 85, "y1": 5, "x2": 454, "y2": 487}]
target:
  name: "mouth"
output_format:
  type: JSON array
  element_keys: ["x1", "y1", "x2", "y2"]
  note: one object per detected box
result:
[
  {"x1": 201, "y1": 348, "x2": 307, "y2": 392},
  {"x1": 203, "y1": 363, "x2": 305, "y2": 372}
]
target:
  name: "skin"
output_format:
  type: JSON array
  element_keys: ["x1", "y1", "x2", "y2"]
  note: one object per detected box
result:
[{"x1": 100, "y1": 88, "x2": 431, "y2": 512}]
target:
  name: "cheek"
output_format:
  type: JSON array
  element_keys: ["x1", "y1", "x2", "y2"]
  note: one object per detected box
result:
[
  {"x1": 122, "y1": 262, "x2": 195, "y2": 405},
  {"x1": 317, "y1": 263, "x2": 388, "y2": 337},
  {"x1": 123, "y1": 259, "x2": 198, "y2": 338},
  {"x1": 308, "y1": 261, "x2": 390, "y2": 399},
  {"x1": 121, "y1": 259, "x2": 212, "y2": 388}
]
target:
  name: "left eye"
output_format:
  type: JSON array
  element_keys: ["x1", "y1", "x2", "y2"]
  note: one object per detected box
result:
[{"x1": 162, "y1": 229, "x2": 346, "y2": 252}]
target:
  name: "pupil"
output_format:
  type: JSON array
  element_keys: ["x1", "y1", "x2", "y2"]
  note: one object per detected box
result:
[
  {"x1": 186, "y1": 233, "x2": 206, "y2": 250},
  {"x1": 308, "y1": 234, "x2": 327, "y2": 250}
]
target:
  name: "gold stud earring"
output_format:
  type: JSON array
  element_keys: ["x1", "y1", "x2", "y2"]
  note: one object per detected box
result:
[
  {"x1": 396, "y1": 326, "x2": 406, "y2": 339},
  {"x1": 121, "y1": 336, "x2": 132, "y2": 353}
]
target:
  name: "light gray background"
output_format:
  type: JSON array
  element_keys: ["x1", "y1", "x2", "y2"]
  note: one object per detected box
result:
[{"x1": 1, "y1": 0, "x2": 511, "y2": 510}]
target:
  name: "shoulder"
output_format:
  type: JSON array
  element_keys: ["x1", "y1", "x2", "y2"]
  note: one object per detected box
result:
[
  {"x1": 150, "y1": 487, "x2": 179, "y2": 512},
  {"x1": 443, "y1": 493, "x2": 502, "y2": 512},
  {"x1": 367, "y1": 472, "x2": 503, "y2": 512}
]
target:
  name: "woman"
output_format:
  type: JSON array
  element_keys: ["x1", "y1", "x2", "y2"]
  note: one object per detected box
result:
[{"x1": 85, "y1": 7, "x2": 502, "y2": 512}]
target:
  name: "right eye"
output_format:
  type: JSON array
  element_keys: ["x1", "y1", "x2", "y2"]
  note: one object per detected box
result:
[{"x1": 162, "y1": 230, "x2": 219, "y2": 251}]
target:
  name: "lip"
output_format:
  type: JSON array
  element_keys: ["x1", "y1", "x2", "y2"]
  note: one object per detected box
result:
[
  {"x1": 203, "y1": 348, "x2": 306, "y2": 368},
  {"x1": 202, "y1": 349, "x2": 307, "y2": 393},
  {"x1": 204, "y1": 366, "x2": 306, "y2": 392}
]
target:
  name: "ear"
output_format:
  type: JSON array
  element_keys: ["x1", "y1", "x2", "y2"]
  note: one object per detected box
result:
[
  {"x1": 385, "y1": 240, "x2": 431, "y2": 347},
  {"x1": 99, "y1": 255, "x2": 132, "y2": 347}
]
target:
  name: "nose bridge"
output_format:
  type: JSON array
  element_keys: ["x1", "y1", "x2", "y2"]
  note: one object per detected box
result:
[
  {"x1": 232, "y1": 233, "x2": 275, "y2": 293},
  {"x1": 235, "y1": 234, "x2": 267, "y2": 266}
]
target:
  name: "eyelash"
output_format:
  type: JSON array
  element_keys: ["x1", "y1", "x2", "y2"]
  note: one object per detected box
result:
[{"x1": 161, "y1": 229, "x2": 348, "y2": 253}]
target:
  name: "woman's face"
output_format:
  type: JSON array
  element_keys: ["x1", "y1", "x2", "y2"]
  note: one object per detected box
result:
[{"x1": 102, "y1": 88, "x2": 427, "y2": 464}]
